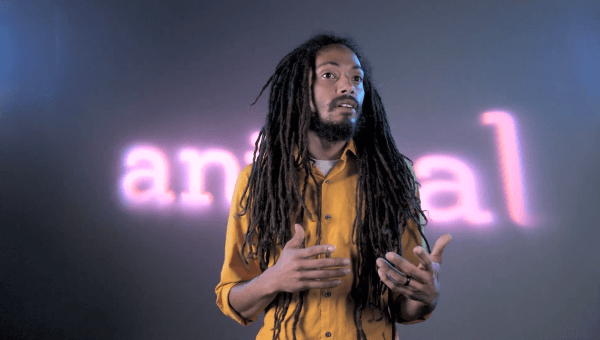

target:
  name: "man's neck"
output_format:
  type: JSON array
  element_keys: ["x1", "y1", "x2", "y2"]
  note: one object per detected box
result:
[{"x1": 307, "y1": 131, "x2": 348, "y2": 160}]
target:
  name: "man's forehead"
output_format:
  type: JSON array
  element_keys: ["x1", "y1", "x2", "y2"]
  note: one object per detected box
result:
[{"x1": 315, "y1": 44, "x2": 362, "y2": 69}]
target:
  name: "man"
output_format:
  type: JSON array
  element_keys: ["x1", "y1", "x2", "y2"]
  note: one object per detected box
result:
[{"x1": 215, "y1": 34, "x2": 451, "y2": 340}]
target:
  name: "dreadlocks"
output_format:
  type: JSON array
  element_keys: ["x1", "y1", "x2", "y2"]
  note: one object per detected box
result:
[{"x1": 238, "y1": 34, "x2": 430, "y2": 340}]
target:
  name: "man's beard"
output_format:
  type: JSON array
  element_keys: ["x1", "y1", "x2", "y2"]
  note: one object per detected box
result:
[
  {"x1": 309, "y1": 102, "x2": 362, "y2": 142},
  {"x1": 309, "y1": 109, "x2": 362, "y2": 142}
]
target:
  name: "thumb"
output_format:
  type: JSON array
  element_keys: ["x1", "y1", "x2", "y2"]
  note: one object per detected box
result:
[
  {"x1": 430, "y1": 234, "x2": 452, "y2": 265},
  {"x1": 284, "y1": 224, "x2": 305, "y2": 249}
]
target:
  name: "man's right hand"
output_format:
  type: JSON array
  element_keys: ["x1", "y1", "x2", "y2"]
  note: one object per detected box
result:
[{"x1": 265, "y1": 224, "x2": 352, "y2": 294}]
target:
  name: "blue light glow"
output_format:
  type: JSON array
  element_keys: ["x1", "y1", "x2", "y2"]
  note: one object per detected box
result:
[
  {"x1": 0, "y1": 5, "x2": 15, "y2": 97},
  {"x1": 0, "y1": 2, "x2": 14, "y2": 76}
]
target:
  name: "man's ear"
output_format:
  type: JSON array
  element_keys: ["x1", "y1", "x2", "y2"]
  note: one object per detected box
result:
[
  {"x1": 309, "y1": 95, "x2": 315, "y2": 112},
  {"x1": 308, "y1": 70, "x2": 316, "y2": 112}
]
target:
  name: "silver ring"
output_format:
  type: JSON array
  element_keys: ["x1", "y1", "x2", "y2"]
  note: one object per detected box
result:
[{"x1": 404, "y1": 275, "x2": 411, "y2": 286}]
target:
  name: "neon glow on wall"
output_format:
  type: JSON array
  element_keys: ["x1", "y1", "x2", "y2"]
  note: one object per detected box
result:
[{"x1": 118, "y1": 112, "x2": 533, "y2": 226}]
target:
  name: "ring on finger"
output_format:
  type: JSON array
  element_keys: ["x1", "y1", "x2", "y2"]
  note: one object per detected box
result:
[{"x1": 404, "y1": 275, "x2": 411, "y2": 286}]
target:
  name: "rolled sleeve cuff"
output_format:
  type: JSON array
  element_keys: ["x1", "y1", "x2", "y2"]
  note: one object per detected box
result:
[
  {"x1": 215, "y1": 282, "x2": 257, "y2": 326},
  {"x1": 398, "y1": 311, "x2": 432, "y2": 325}
]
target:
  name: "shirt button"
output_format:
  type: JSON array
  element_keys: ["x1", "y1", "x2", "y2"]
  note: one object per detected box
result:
[
  {"x1": 325, "y1": 214, "x2": 331, "y2": 220},
  {"x1": 325, "y1": 292, "x2": 331, "y2": 297},
  {"x1": 326, "y1": 332, "x2": 332, "y2": 337},
  {"x1": 325, "y1": 180, "x2": 329, "y2": 184}
]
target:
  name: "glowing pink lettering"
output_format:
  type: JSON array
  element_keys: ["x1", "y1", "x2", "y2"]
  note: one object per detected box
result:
[
  {"x1": 415, "y1": 156, "x2": 493, "y2": 225},
  {"x1": 180, "y1": 149, "x2": 240, "y2": 207},
  {"x1": 118, "y1": 112, "x2": 535, "y2": 229},
  {"x1": 481, "y1": 111, "x2": 531, "y2": 226},
  {"x1": 120, "y1": 146, "x2": 175, "y2": 205}
]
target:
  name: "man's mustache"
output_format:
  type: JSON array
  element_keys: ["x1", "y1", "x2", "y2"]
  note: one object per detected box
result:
[{"x1": 328, "y1": 95, "x2": 360, "y2": 112}]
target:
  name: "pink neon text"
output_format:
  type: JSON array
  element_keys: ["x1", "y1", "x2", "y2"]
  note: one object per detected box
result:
[{"x1": 118, "y1": 112, "x2": 532, "y2": 227}]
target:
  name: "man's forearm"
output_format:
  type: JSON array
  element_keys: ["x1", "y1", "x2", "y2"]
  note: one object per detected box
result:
[{"x1": 228, "y1": 269, "x2": 279, "y2": 321}]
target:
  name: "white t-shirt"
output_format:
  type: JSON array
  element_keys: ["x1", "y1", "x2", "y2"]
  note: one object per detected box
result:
[{"x1": 313, "y1": 159, "x2": 340, "y2": 177}]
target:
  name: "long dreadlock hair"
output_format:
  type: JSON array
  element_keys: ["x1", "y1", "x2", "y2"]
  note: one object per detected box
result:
[{"x1": 238, "y1": 34, "x2": 430, "y2": 340}]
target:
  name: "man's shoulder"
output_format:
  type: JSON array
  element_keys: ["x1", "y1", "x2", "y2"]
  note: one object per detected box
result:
[
  {"x1": 236, "y1": 163, "x2": 253, "y2": 184},
  {"x1": 241, "y1": 163, "x2": 253, "y2": 176}
]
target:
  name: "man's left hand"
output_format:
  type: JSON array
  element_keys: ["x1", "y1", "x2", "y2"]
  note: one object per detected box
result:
[{"x1": 375, "y1": 234, "x2": 452, "y2": 318}]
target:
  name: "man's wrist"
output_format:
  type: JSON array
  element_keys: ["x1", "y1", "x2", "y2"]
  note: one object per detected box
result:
[
  {"x1": 391, "y1": 292, "x2": 435, "y2": 322},
  {"x1": 260, "y1": 267, "x2": 280, "y2": 296}
]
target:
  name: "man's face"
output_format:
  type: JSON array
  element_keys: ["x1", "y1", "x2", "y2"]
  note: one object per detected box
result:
[{"x1": 309, "y1": 44, "x2": 365, "y2": 142}]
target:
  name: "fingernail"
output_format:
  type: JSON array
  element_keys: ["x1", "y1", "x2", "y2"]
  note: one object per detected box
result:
[{"x1": 328, "y1": 245, "x2": 335, "y2": 252}]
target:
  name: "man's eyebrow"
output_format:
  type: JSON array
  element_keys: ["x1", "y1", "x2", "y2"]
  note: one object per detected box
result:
[{"x1": 316, "y1": 61, "x2": 363, "y2": 71}]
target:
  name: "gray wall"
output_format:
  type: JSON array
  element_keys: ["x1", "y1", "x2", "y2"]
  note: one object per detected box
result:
[{"x1": 1, "y1": 0, "x2": 599, "y2": 339}]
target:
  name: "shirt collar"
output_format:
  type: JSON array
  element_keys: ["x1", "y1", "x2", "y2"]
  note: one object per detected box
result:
[
  {"x1": 340, "y1": 139, "x2": 357, "y2": 161},
  {"x1": 294, "y1": 139, "x2": 357, "y2": 163}
]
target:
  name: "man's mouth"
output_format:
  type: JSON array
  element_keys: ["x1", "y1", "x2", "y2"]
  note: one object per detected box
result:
[{"x1": 330, "y1": 96, "x2": 359, "y2": 112}]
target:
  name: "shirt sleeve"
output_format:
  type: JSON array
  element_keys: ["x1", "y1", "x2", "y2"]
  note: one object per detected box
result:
[
  {"x1": 394, "y1": 161, "x2": 432, "y2": 324},
  {"x1": 215, "y1": 165, "x2": 262, "y2": 326}
]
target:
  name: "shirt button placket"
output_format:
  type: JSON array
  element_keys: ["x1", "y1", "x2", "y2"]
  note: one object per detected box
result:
[{"x1": 322, "y1": 178, "x2": 333, "y2": 339}]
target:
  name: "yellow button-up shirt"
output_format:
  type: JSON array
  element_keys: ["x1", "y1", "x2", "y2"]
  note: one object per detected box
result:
[{"x1": 216, "y1": 140, "x2": 428, "y2": 340}]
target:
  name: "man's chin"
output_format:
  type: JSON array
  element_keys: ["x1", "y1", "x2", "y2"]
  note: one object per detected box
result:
[
  {"x1": 309, "y1": 125, "x2": 356, "y2": 142},
  {"x1": 309, "y1": 110, "x2": 361, "y2": 142}
]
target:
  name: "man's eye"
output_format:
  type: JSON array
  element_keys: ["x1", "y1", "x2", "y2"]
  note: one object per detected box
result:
[
  {"x1": 353, "y1": 75, "x2": 363, "y2": 82},
  {"x1": 322, "y1": 72, "x2": 334, "y2": 79}
]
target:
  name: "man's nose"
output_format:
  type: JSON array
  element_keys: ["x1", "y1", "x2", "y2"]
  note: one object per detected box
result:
[{"x1": 338, "y1": 74, "x2": 356, "y2": 96}]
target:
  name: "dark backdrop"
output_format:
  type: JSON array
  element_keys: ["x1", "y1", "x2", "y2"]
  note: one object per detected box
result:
[{"x1": 1, "y1": 0, "x2": 599, "y2": 339}]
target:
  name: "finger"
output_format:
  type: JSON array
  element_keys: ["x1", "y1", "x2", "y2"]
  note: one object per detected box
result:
[
  {"x1": 301, "y1": 243, "x2": 338, "y2": 258},
  {"x1": 382, "y1": 281, "x2": 428, "y2": 304},
  {"x1": 431, "y1": 262, "x2": 440, "y2": 280},
  {"x1": 376, "y1": 257, "x2": 409, "y2": 281},
  {"x1": 376, "y1": 262, "x2": 407, "y2": 285},
  {"x1": 377, "y1": 268, "x2": 432, "y2": 304},
  {"x1": 413, "y1": 246, "x2": 433, "y2": 273},
  {"x1": 382, "y1": 253, "x2": 418, "y2": 276},
  {"x1": 377, "y1": 267, "x2": 423, "y2": 293},
  {"x1": 302, "y1": 279, "x2": 343, "y2": 290},
  {"x1": 378, "y1": 267, "x2": 400, "y2": 289},
  {"x1": 299, "y1": 257, "x2": 351, "y2": 270},
  {"x1": 430, "y1": 234, "x2": 452, "y2": 265},
  {"x1": 382, "y1": 254, "x2": 428, "y2": 284},
  {"x1": 284, "y1": 224, "x2": 305, "y2": 250},
  {"x1": 300, "y1": 267, "x2": 352, "y2": 280}
]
